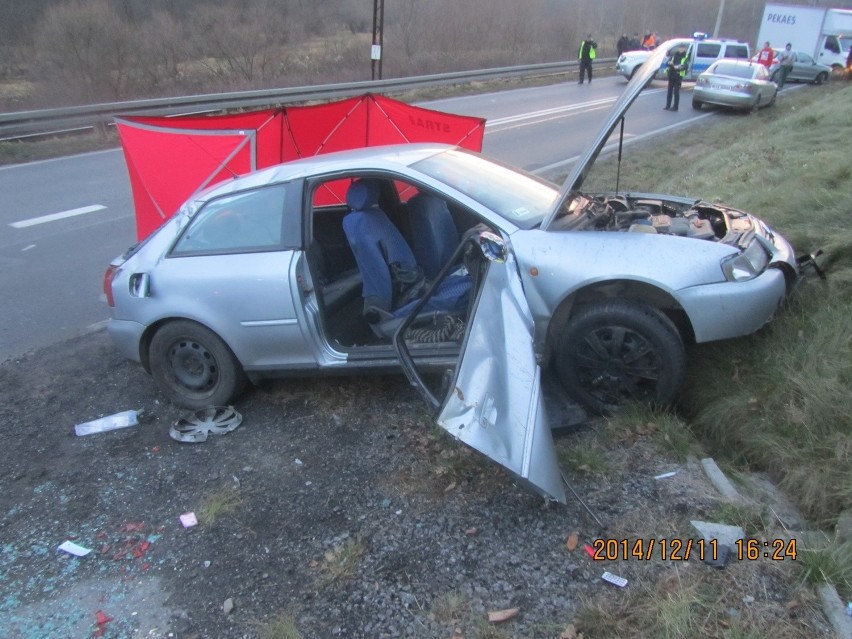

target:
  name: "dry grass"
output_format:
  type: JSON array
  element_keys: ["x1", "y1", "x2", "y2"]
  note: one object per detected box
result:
[
  {"x1": 254, "y1": 612, "x2": 303, "y2": 639},
  {"x1": 196, "y1": 485, "x2": 242, "y2": 526},
  {"x1": 575, "y1": 563, "x2": 828, "y2": 638},
  {"x1": 316, "y1": 537, "x2": 367, "y2": 587}
]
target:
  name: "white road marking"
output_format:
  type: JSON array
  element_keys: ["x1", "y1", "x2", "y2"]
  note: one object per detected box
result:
[
  {"x1": 533, "y1": 111, "x2": 715, "y2": 175},
  {"x1": 485, "y1": 97, "x2": 618, "y2": 128},
  {"x1": 10, "y1": 205, "x2": 107, "y2": 229}
]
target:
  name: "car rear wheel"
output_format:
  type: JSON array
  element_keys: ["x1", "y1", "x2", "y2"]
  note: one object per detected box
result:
[
  {"x1": 149, "y1": 320, "x2": 247, "y2": 409},
  {"x1": 555, "y1": 300, "x2": 686, "y2": 414},
  {"x1": 692, "y1": 97, "x2": 702, "y2": 110}
]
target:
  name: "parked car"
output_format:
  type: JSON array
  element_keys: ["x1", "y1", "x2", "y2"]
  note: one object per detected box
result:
[
  {"x1": 104, "y1": 42, "x2": 801, "y2": 502},
  {"x1": 616, "y1": 35, "x2": 750, "y2": 81},
  {"x1": 752, "y1": 49, "x2": 832, "y2": 85},
  {"x1": 693, "y1": 59, "x2": 778, "y2": 112}
]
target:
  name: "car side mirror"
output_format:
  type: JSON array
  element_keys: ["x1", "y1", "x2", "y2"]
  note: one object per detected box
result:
[{"x1": 478, "y1": 231, "x2": 507, "y2": 263}]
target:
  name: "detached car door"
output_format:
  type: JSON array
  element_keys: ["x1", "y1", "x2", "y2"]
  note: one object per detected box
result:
[{"x1": 393, "y1": 231, "x2": 566, "y2": 503}]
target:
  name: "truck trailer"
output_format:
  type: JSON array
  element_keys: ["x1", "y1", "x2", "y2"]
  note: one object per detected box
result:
[{"x1": 757, "y1": 3, "x2": 852, "y2": 74}]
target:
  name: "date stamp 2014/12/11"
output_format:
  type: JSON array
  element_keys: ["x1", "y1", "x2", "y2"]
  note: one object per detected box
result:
[{"x1": 590, "y1": 538, "x2": 797, "y2": 562}]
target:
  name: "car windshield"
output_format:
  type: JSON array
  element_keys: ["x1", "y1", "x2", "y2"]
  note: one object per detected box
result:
[
  {"x1": 411, "y1": 148, "x2": 559, "y2": 229},
  {"x1": 713, "y1": 62, "x2": 754, "y2": 79}
]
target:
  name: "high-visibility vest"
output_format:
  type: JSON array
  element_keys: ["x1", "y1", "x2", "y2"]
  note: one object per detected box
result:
[{"x1": 579, "y1": 41, "x2": 596, "y2": 60}]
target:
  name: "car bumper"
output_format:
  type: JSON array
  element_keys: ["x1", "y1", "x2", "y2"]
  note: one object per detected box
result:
[
  {"x1": 677, "y1": 267, "x2": 789, "y2": 343},
  {"x1": 106, "y1": 318, "x2": 146, "y2": 363},
  {"x1": 615, "y1": 63, "x2": 634, "y2": 79},
  {"x1": 693, "y1": 88, "x2": 756, "y2": 109}
]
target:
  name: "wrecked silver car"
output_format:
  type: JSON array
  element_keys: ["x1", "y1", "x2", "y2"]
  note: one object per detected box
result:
[{"x1": 104, "y1": 42, "x2": 800, "y2": 502}]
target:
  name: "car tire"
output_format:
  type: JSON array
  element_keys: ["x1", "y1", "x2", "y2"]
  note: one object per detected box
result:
[
  {"x1": 767, "y1": 91, "x2": 777, "y2": 107},
  {"x1": 149, "y1": 320, "x2": 247, "y2": 409},
  {"x1": 555, "y1": 299, "x2": 686, "y2": 414},
  {"x1": 814, "y1": 72, "x2": 828, "y2": 85},
  {"x1": 749, "y1": 96, "x2": 760, "y2": 113},
  {"x1": 692, "y1": 97, "x2": 702, "y2": 110}
]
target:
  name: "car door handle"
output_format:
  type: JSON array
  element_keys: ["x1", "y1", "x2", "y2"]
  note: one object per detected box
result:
[{"x1": 129, "y1": 273, "x2": 150, "y2": 298}]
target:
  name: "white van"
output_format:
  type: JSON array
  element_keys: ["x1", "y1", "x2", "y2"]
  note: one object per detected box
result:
[{"x1": 616, "y1": 35, "x2": 751, "y2": 81}]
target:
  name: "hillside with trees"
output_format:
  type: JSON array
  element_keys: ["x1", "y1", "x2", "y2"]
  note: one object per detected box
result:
[{"x1": 0, "y1": 0, "x2": 849, "y2": 110}]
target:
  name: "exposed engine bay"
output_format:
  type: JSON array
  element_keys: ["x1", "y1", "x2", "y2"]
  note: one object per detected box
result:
[{"x1": 566, "y1": 194, "x2": 758, "y2": 248}]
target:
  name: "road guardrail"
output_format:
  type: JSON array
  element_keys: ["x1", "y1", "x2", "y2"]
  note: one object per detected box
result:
[{"x1": 0, "y1": 59, "x2": 610, "y2": 141}]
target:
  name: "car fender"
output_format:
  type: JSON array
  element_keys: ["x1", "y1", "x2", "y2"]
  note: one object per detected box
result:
[{"x1": 509, "y1": 229, "x2": 737, "y2": 337}]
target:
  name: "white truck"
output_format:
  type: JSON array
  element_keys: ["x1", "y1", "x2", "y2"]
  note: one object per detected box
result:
[{"x1": 757, "y1": 3, "x2": 852, "y2": 75}]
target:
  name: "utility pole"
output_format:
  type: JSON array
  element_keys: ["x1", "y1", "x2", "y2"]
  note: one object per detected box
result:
[
  {"x1": 713, "y1": 0, "x2": 726, "y2": 37},
  {"x1": 371, "y1": 0, "x2": 385, "y2": 80}
]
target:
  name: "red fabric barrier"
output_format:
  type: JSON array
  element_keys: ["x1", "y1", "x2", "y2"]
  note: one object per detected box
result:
[{"x1": 116, "y1": 94, "x2": 485, "y2": 240}]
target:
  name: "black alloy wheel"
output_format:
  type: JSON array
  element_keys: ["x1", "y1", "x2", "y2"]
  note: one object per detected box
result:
[{"x1": 555, "y1": 299, "x2": 686, "y2": 414}]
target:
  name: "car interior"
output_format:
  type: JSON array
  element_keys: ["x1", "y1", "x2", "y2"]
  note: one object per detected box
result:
[{"x1": 306, "y1": 175, "x2": 488, "y2": 351}]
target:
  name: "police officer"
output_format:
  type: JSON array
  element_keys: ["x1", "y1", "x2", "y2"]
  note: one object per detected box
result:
[
  {"x1": 664, "y1": 48, "x2": 687, "y2": 111},
  {"x1": 578, "y1": 34, "x2": 597, "y2": 84}
]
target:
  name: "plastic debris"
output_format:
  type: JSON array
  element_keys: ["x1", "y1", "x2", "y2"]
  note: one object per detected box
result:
[
  {"x1": 654, "y1": 471, "x2": 678, "y2": 480},
  {"x1": 58, "y1": 540, "x2": 92, "y2": 557},
  {"x1": 566, "y1": 532, "x2": 579, "y2": 551},
  {"x1": 487, "y1": 607, "x2": 519, "y2": 623},
  {"x1": 602, "y1": 571, "x2": 628, "y2": 588},
  {"x1": 75, "y1": 409, "x2": 140, "y2": 436},
  {"x1": 584, "y1": 544, "x2": 596, "y2": 558},
  {"x1": 180, "y1": 512, "x2": 198, "y2": 528},
  {"x1": 223, "y1": 598, "x2": 234, "y2": 615},
  {"x1": 93, "y1": 610, "x2": 113, "y2": 637},
  {"x1": 169, "y1": 406, "x2": 242, "y2": 443}
]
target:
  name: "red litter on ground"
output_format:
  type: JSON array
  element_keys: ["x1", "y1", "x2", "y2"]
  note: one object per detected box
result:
[
  {"x1": 93, "y1": 610, "x2": 113, "y2": 637},
  {"x1": 584, "y1": 544, "x2": 597, "y2": 558}
]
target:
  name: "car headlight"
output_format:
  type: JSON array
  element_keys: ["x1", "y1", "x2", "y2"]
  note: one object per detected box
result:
[{"x1": 721, "y1": 240, "x2": 770, "y2": 281}]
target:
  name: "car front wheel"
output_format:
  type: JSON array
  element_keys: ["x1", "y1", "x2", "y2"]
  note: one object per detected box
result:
[
  {"x1": 149, "y1": 320, "x2": 247, "y2": 409},
  {"x1": 555, "y1": 300, "x2": 686, "y2": 414},
  {"x1": 814, "y1": 72, "x2": 828, "y2": 85}
]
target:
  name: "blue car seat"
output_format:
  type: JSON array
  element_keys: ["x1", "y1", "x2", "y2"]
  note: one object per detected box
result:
[
  {"x1": 407, "y1": 192, "x2": 460, "y2": 280},
  {"x1": 342, "y1": 179, "x2": 420, "y2": 316},
  {"x1": 342, "y1": 180, "x2": 472, "y2": 339}
]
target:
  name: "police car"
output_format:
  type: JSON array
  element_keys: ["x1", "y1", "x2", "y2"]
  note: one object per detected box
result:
[{"x1": 616, "y1": 33, "x2": 751, "y2": 81}]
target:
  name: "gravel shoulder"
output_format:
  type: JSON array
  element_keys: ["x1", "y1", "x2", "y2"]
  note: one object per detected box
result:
[{"x1": 0, "y1": 329, "x2": 833, "y2": 638}]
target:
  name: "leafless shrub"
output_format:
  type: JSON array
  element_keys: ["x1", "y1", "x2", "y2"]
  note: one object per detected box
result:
[{"x1": 32, "y1": 0, "x2": 139, "y2": 103}]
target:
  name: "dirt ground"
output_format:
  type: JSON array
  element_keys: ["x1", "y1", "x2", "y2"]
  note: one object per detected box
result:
[{"x1": 0, "y1": 329, "x2": 836, "y2": 638}]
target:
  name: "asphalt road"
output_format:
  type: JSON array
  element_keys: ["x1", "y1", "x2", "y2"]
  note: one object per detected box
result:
[{"x1": 0, "y1": 76, "x2": 715, "y2": 361}]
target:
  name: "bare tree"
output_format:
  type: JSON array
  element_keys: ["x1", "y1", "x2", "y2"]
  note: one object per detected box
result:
[
  {"x1": 32, "y1": 0, "x2": 138, "y2": 102},
  {"x1": 188, "y1": 1, "x2": 288, "y2": 85},
  {"x1": 132, "y1": 10, "x2": 191, "y2": 95}
]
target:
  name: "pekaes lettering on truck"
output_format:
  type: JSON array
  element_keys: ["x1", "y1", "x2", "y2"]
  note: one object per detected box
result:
[{"x1": 757, "y1": 3, "x2": 852, "y2": 72}]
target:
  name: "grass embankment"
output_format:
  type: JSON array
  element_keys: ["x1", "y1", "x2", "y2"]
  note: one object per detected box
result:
[
  {"x1": 588, "y1": 82, "x2": 852, "y2": 530},
  {"x1": 578, "y1": 84, "x2": 852, "y2": 638}
]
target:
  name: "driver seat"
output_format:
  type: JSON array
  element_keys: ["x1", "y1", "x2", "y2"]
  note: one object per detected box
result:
[{"x1": 342, "y1": 179, "x2": 471, "y2": 340}]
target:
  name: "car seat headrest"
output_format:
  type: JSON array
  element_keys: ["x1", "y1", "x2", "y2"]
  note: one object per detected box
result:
[{"x1": 346, "y1": 179, "x2": 380, "y2": 211}]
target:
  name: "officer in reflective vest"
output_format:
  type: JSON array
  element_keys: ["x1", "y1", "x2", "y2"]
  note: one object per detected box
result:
[
  {"x1": 578, "y1": 34, "x2": 597, "y2": 84},
  {"x1": 664, "y1": 48, "x2": 687, "y2": 111}
]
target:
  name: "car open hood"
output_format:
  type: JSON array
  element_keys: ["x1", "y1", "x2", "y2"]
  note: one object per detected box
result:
[{"x1": 541, "y1": 42, "x2": 673, "y2": 231}]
